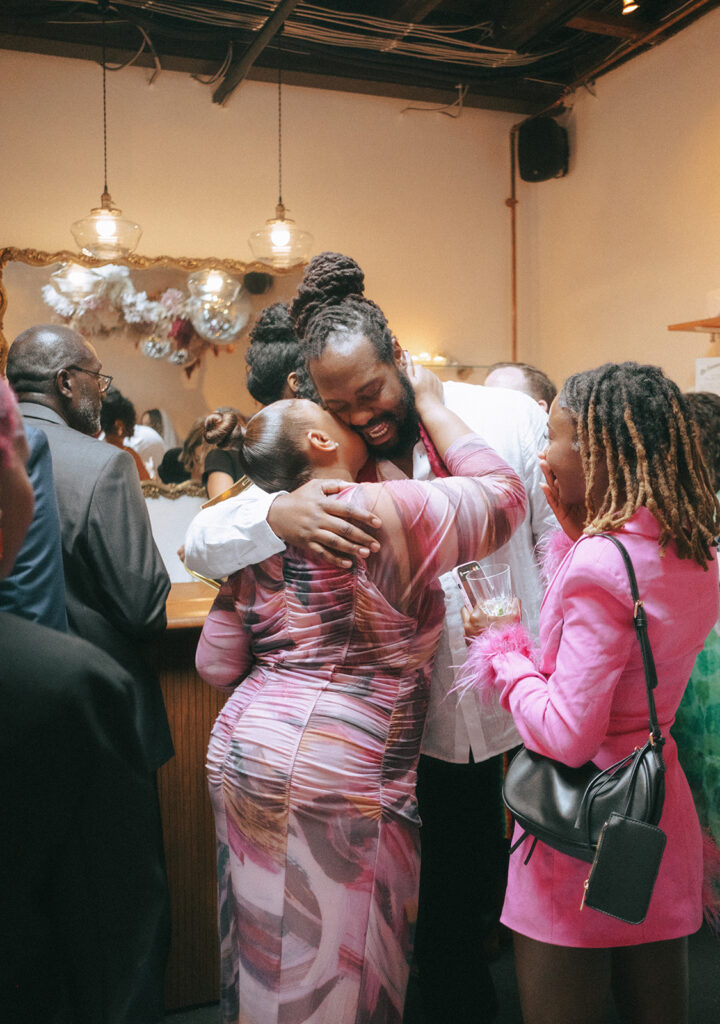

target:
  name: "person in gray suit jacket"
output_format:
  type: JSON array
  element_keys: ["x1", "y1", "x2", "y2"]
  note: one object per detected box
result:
[{"x1": 6, "y1": 324, "x2": 173, "y2": 1022}]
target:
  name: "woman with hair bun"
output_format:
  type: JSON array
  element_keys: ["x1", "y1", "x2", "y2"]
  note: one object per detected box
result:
[
  {"x1": 195, "y1": 361, "x2": 528, "y2": 1024},
  {"x1": 200, "y1": 305, "x2": 317, "y2": 500},
  {"x1": 185, "y1": 253, "x2": 555, "y2": 1024},
  {"x1": 245, "y1": 302, "x2": 316, "y2": 407}
]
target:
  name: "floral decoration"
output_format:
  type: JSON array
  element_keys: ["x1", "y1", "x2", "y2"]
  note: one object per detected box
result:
[{"x1": 41, "y1": 263, "x2": 243, "y2": 376}]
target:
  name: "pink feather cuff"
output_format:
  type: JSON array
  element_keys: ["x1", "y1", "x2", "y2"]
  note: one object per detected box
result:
[
  {"x1": 452, "y1": 621, "x2": 538, "y2": 702},
  {"x1": 535, "y1": 528, "x2": 575, "y2": 584}
]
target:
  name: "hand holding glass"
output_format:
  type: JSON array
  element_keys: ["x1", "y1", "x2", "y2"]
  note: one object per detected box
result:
[{"x1": 465, "y1": 563, "x2": 513, "y2": 616}]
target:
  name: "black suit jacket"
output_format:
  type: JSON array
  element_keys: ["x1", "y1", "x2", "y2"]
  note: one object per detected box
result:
[{"x1": 20, "y1": 402, "x2": 173, "y2": 769}]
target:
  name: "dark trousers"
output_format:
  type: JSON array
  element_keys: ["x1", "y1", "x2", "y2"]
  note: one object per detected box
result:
[
  {"x1": 1, "y1": 767, "x2": 170, "y2": 1024},
  {"x1": 411, "y1": 753, "x2": 508, "y2": 1024},
  {"x1": 0, "y1": 613, "x2": 170, "y2": 1024}
]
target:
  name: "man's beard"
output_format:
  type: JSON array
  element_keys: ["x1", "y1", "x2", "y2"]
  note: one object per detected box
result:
[
  {"x1": 357, "y1": 370, "x2": 419, "y2": 461},
  {"x1": 69, "y1": 392, "x2": 101, "y2": 436}
]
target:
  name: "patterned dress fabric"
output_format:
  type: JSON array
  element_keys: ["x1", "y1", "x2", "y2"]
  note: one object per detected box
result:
[{"x1": 195, "y1": 435, "x2": 526, "y2": 1024}]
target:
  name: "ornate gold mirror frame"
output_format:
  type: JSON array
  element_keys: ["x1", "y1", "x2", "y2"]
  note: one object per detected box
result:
[{"x1": 0, "y1": 246, "x2": 299, "y2": 371}]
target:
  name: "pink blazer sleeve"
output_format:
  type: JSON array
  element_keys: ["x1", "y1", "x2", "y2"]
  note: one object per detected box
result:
[{"x1": 491, "y1": 540, "x2": 633, "y2": 766}]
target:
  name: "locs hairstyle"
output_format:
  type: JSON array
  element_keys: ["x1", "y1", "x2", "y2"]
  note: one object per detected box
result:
[
  {"x1": 685, "y1": 391, "x2": 720, "y2": 494},
  {"x1": 560, "y1": 361, "x2": 720, "y2": 566},
  {"x1": 290, "y1": 252, "x2": 394, "y2": 364},
  {"x1": 288, "y1": 251, "x2": 419, "y2": 460}
]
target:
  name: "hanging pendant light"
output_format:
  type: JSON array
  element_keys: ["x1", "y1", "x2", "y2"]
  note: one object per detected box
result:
[
  {"x1": 248, "y1": 30, "x2": 313, "y2": 269},
  {"x1": 622, "y1": 0, "x2": 639, "y2": 13},
  {"x1": 71, "y1": 3, "x2": 142, "y2": 258}
]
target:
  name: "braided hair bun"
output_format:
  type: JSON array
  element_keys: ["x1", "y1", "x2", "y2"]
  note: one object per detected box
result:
[
  {"x1": 290, "y1": 252, "x2": 365, "y2": 339},
  {"x1": 204, "y1": 408, "x2": 244, "y2": 450}
]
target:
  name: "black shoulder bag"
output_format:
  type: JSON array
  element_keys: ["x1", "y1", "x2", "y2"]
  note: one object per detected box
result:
[{"x1": 502, "y1": 534, "x2": 668, "y2": 923}]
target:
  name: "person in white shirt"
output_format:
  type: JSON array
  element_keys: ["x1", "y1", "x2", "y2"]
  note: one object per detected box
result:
[
  {"x1": 484, "y1": 360, "x2": 557, "y2": 412},
  {"x1": 185, "y1": 252, "x2": 556, "y2": 1024},
  {"x1": 125, "y1": 422, "x2": 166, "y2": 478}
]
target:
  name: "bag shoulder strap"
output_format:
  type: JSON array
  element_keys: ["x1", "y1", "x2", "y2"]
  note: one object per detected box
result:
[{"x1": 598, "y1": 533, "x2": 663, "y2": 745}]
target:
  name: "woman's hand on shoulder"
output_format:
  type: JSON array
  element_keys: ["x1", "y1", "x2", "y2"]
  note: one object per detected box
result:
[
  {"x1": 461, "y1": 597, "x2": 522, "y2": 641},
  {"x1": 403, "y1": 352, "x2": 443, "y2": 412},
  {"x1": 268, "y1": 479, "x2": 382, "y2": 568}
]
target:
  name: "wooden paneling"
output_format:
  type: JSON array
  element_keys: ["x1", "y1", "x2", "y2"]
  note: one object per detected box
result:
[{"x1": 156, "y1": 614, "x2": 226, "y2": 1011}]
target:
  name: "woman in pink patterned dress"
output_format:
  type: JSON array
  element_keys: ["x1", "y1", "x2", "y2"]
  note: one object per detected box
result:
[{"x1": 195, "y1": 362, "x2": 527, "y2": 1024}]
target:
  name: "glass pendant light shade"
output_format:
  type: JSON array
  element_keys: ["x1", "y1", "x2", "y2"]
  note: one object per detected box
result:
[
  {"x1": 249, "y1": 202, "x2": 314, "y2": 269},
  {"x1": 71, "y1": 190, "x2": 142, "y2": 259},
  {"x1": 622, "y1": 0, "x2": 639, "y2": 12}
]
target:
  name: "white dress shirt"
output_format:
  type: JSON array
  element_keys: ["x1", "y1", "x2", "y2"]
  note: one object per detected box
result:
[
  {"x1": 184, "y1": 381, "x2": 556, "y2": 762},
  {"x1": 125, "y1": 424, "x2": 166, "y2": 478}
]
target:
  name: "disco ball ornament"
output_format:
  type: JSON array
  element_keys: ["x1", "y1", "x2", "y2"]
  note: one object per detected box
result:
[
  {"x1": 188, "y1": 291, "x2": 251, "y2": 345},
  {"x1": 139, "y1": 332, "x2": 173, "y2": 359},
  {"x1": 168, "y1": 347, "x2": 190, "y2": 366}
]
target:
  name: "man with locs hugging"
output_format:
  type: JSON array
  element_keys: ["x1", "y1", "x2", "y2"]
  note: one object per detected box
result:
[{"x1": 185, "y1": 252, "x2": 555, "y2": 1024}]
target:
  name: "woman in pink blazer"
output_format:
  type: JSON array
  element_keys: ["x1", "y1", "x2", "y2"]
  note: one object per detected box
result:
[{"x1": 465, "y1": 362, "x2": 719, "y2": 1024}]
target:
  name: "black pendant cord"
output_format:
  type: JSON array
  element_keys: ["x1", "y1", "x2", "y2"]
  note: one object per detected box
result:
[
  {"x1": 99, "y1": 0, "x2": 109, "y2": 196},
  {"x1": 277, "y1": 29, "x2": 283, "y2": 208},
  {"x1": 102, "y1": 27, "x2": 108, "y2": 195}
]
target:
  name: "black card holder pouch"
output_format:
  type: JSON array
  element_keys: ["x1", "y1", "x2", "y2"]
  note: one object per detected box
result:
[{"x1": 581, "y1": 812, "x2": 667, "y2": 924}]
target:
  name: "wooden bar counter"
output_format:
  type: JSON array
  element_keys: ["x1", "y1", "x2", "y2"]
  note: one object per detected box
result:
[{"x1": 155, "y1": 581, "x2": 224, "y2": 1011}]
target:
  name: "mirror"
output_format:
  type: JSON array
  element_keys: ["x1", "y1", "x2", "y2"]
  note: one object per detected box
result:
[{"x1": 0, "y1": 247, "x2": 304, "y2": 438}]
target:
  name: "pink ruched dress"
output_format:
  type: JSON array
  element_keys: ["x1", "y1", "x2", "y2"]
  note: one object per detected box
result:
[{"x1": 195, "y1": 435, "x2": 526, "y2": 1024}]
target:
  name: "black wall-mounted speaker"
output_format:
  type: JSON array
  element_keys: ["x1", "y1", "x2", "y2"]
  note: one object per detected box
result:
[{"x1": 517, "y1": 117, "x2": 569, "y2": 182}]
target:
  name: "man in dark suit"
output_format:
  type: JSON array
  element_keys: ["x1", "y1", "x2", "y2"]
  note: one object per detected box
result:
[{"x1": 6, "y1": 324, "x2": 173, "y2": 1022}]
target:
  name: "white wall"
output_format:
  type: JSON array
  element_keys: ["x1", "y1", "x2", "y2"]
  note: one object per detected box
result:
[
  {"x1": 5, "y1": 9, "x2": 720, "y2": 418},
  {"x1": 0, "y1": 48, "x2": 519, "y2": 434},
  {"x1": 521, "y1": 7, "x2": 720, "y2": 393}
]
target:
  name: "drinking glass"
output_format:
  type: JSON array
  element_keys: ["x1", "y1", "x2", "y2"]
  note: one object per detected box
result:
[{"x1": 466, "y1": 563, "x2": 513, "y2": 616}]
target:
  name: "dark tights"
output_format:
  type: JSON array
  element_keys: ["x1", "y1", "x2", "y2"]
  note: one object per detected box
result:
[{"x1": 513, "y1": 932, "x2": 688, "y2": 1024}]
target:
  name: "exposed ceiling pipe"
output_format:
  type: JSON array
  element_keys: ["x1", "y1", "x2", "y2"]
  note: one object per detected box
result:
[{"x1": 506, "y1": 127, "x2": 520, "y2": 363}]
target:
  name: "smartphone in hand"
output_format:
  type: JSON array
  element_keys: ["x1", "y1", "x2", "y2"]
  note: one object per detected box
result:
[{"x1": 451, "y1": 560, "x2": 481, "y2": 610}]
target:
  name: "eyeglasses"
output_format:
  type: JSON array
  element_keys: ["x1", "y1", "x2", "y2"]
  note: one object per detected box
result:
[{"x1": 66, "y1": 365, "x2": 113, "y2": 394}]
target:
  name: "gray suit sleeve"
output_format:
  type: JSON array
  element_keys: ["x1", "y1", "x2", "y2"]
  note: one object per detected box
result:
[{"x1": 86, "y1": 449, "x2": 170, "y2": 638}]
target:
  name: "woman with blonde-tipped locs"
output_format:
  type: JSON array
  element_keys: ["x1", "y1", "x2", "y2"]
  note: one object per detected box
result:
[{"x1": 464, "y1": 361, "x2": 720, "y2": 1024}]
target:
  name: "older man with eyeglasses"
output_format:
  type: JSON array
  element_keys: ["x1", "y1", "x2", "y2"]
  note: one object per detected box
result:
[{"x1": 5, "y1": 323, "x2": 172, "y2": 1024}]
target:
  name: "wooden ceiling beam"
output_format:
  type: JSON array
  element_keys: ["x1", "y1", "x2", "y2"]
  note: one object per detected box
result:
[
  {"x1": 212, "y1": 0, "x2": 302, "y2": 106},
  {"x1": 491, "y1": 0, "x2": 592, "y2": 50},
  {"x1": 567, "y1": 12, "x2": 650, "y2": 39},
  {"x1": 389, "y1": 0, "x2": 444, "y2": 21}
]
